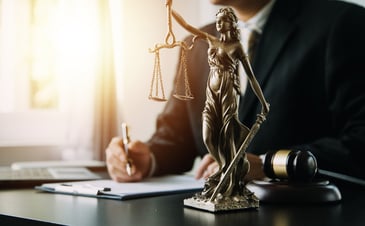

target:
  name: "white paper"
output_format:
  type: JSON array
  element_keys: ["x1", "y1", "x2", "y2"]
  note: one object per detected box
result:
[{"x1": 36, "y1": 175, "x2": 204, "y2": 200}]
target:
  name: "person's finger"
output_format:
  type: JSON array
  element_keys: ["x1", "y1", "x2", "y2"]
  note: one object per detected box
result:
[
  {"x1": 107, "y1": 137, "x2": 128, "y2": 161},
  {"x1": 128, "y1": 140, "x2": 154, "y2": 178},
  {"x1": 112, "y1": 165, "x2": 143, "y2": 182},
  {"x1": 106, "y1": 147, "x2": 124, "y2": 176},
  {"x1": 106, "y1": 151, "x2": 143, "y2": 182},
  {"x1": 195, "y1": 154, "x2": 215, "y2": 179},
  {"x1": 106, "y1": 138, "x2": 137, "y2": 180},
  {"x1": 202, "y1": 162, "x2": 219, "y2": 179}
]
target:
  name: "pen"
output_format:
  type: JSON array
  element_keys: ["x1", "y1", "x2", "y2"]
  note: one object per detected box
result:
[
  {"x1": 121, "y1": 122, "x2": 133, "y2": 176},
  {"x1": 61, "y1": 183, "x2": 111, "y2": 192},
  {"x1": 55, "y1": 184, "x2": 111, "y2": 195}
]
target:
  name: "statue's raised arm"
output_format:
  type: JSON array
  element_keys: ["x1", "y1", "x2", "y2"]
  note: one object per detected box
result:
[{"x1": 171, "y1": 9, "x2": 216, "y2": 41}]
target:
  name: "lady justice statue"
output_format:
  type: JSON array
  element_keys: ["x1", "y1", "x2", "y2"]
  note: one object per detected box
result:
[{"x1": 151, "y1": 1, "x2": 270, "y2": 212}]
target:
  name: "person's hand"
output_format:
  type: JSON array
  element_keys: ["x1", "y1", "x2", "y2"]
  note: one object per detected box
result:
[
  {"x1": 195, "y1": 153, "x2": 266, "y2": 181},
  {"x1": 106, "y1": 137, "x2": 152, "y2": 182},
  {"x1": 195, "y1": 154, "x2": 218, "y2": 179},
  {"x1": 245, "y1": 153, "x2": 266, "y2": 181}
]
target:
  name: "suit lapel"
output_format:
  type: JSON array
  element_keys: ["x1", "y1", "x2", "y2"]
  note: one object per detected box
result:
[{"x1": 239, "y1": 0, "x2": 300, "y2": 123}]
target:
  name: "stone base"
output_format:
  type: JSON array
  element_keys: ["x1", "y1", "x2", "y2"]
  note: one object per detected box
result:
[{"x1": 184, "y1": 193, "x2": 259, "y2": 213}]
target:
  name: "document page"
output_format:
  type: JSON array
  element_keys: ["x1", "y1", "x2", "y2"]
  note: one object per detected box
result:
[{"x1": 36, "y1": 174, "x2": 204, "y2": 200}]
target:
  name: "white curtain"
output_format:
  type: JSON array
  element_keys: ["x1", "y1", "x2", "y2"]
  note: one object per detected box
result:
[{"x1": 56, "y1": 0, "x2": 118, "y2": 160}]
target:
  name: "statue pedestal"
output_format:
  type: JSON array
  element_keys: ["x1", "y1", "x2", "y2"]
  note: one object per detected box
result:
[
  {"x1": 184, "y1": 191, "x2": 259, "y2": 212},
  {"x1": 247, "y1": 179, "x2": 342, "y2": 203}
]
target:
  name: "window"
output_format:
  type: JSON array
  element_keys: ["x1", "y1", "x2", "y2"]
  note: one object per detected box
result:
[
  {"x1": 0, "y1": 0, "x2": 70, "y2": 146},
  {"x1": 0, "y1": 0, "x2": 119, "y2": 162}
]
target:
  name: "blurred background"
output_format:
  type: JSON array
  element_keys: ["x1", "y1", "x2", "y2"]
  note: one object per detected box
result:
[{"x1": 0, "y1": 0, "x2": 363, "y2": 165}]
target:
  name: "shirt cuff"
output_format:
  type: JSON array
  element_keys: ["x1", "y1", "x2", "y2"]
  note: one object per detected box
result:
[{"x1": 259, "y1": 154, "x2": 266, "y2": 163}]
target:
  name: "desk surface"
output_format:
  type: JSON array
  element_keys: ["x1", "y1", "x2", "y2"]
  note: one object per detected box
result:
[{"x1": 0, "y1": 181, "x2": 364, "y2": 226}]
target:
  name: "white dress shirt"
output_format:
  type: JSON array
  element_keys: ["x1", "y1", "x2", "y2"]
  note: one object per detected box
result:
[{"x1": 238, "y1": 0, "x2": 276, "y2": 95}]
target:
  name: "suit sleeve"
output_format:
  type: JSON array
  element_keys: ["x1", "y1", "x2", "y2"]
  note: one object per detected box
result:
[
  {"x1": 145, "y1": 24, "x2": 215, "y2": 176},
  {"x1": 295, "y1": 5, "x2": 365, "y2": 179},
  {"x1": 146, "y1": 97, "x2": 198, "y2": 176},
  {"x1": 146, "y1": 38, "x2": 200, "y2": 176}
]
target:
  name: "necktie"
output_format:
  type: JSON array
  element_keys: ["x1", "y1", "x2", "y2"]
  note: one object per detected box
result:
[{"x1": 238, "y1": 29, "x2": 260, "y2": 122}]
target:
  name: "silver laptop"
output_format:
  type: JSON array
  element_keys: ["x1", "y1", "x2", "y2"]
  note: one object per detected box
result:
[{"x1": 0, "y1": 167, "x2": 101, "y2": 188}]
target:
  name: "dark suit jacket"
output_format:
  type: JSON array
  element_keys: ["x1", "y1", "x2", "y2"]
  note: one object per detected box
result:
[{"x1": 147, "y1": 0, "x2": 365, "y2": 179}]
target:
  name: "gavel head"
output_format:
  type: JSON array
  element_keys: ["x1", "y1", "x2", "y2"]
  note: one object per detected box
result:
[{"x1": 263, "y1": 150, "x2": 318, "y2": 182}]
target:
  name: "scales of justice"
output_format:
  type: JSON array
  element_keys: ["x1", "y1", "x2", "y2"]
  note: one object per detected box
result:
[{"x1": 148, "y1": 0, "x2": 270, "y2": 212}]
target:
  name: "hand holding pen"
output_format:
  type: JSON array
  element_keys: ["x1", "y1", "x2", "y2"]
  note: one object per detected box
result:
[
  {"x1": 121, "y1": 123, "x2": 133, "y2": 176},
  {"x1": 105, "y1": 123, "x2": 153, "y2": 182}
]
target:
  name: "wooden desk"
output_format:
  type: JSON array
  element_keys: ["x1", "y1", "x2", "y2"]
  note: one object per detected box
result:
[{"x1": 0, "y1": 181, "x2": 364, "y2": 226}]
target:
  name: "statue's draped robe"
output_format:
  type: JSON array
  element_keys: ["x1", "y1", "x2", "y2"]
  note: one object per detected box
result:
[{"x1": 202, "y1": 43, "x2": 250, "y2": 197}]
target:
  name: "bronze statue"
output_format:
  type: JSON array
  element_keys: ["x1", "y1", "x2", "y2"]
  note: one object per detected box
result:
[{"x1": 151, "y1": 1, "x2": 270, "y2": 212}]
